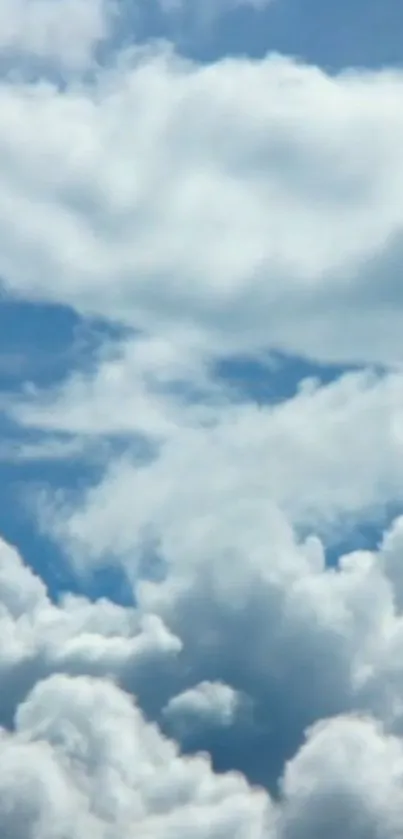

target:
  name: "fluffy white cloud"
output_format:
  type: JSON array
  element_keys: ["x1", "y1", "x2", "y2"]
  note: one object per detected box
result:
[
  {"x1": 163, "y1": 680, "x2": 242, "y2": 732},
  {"x1": 1, "y1": 52, "x2": 403, "y2": 364},
  {"x1": 0, "y1": 0, "x2": 114, "y2": 72},
  {"x1": 278, "y1": 715, "x2": 403, "y2": 839},
  {"x1": 4, "y1": 672, "x2": 403, "y2": 838},
  {"x1": 1, "y1": 673, "x2": 272, "y2": 839},
  {"x1": 30, "y1": 368, "x2": 403, "y2": 568},
  {"x1": 133, "y1": 513, "x2": 398, "y2": 784},
  {"x1": 3, "y1": 533, "x2": 403, "y2": 837},
  {"x1": 0, "y1": 536, "x2": 182, "y2": 723},
  {"x1": 2, "y1": 508, "x2": 403, "y2": 772}
]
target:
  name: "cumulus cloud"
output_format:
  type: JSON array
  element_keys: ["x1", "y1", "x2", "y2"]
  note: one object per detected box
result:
[
  {"x1": 163, "y1": 680, "x2": 242, "y2": 733},
  {"x1": 278, "y1": 715, "x2": 403, "y2": 839},
  {"x1": 12, "y1": 472, "x2": 401, "y2": 796},
  {"x1": 0, "y1": 535, "x2": 182, "y2": 723},
  {"x1": 133, "y1": 515, "x2": 399, "y2": 786},
  {"x1": 1, "y1": 52, "x2": 403, "y2": 364},
  {"x1": 3, "y1": 532, "x2": 403, "y2": 836},
  {"x1": 4, "y1": 673, "x2": 403, "y2": 838},
  {"x1": 1, "y1": 673, "x2": 272, "y2": 839},
  {"x1": 28, "y1": 368, "x2": 403, "y2": 567}
]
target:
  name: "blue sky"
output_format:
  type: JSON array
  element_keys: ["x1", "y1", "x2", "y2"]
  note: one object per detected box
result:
[
  {"x1": 0, "y1": 300, "x2": 133, "y2": 601},
  {"x1": 121, "y1": 0, "x2": 403, "y2": 71},
  {"x1": 2, "y1": 2, "x2": 403, "y2": 837},
  {"x1": 201, "y1": 0, "x2": 403, "y2": 69}
]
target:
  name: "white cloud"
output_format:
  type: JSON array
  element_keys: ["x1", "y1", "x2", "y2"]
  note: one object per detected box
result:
[
  {"x1": 3, "y1": 535, "x2": 403, "y2": 836},
  {"x1": 163, "y1": 681, "x2": 241, "y2": 733},
  {"x1": 3, "y1": 507, "x2": 403, "y2": 784},
  {"x1": 279, "y1": 715, "x2": 403, "y2": 839},
  {"x1": 5, "y1": 674, "x2": 403, "y2": 838},
  {"x1": 0, "y1": 673, "x2": 272, "y2": 839},
  {"x1": 133, "y1": 514, "x2": 398, "y2": 783},
  {"x1": 6, "y1": 331, "x2": 214, "y2": 439},
  {"x1": 0, "y1": 0, "x2": 114, "y2": 72},
  {"x1": 1, "y1": 52, "x2": 403, "y2": 365},
  {"x1": 0, "y1": 535, "x2": 182, "y2": 722},
  {"x1": 32, "y1": 369, "x2": 403, "y2": 567}
]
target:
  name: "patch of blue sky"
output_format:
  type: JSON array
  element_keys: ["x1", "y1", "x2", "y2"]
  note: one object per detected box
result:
[
  {"x1": 213, "y1": 351, "x2": 363, "y2": 405},
  {"x1": 0, "y1": 446, "x2": 135, "y2": 605},
  {"x1": 113, "y1": 0, "x2": 403, "y2": 71},
  {"x1": 0, "y1": 299, "x2": 77, "y2": 389},
  {"x1": 0, "y1": 413, "x2": 135, "y2": 605},
  {"x1": 0, "y1": 455, "x2": 130, "y2": 604},
  {"x1": 201, "y1": 0, "x2": 403, "y2": 71},
  {"x1": 0, "y1": 298, "x2": 138, "y2": 603},
  {"x1": 325, "y1": 503, "x2": 403, "y2": 567},
  {"x1": 0, "y1": 298, "x2": 131, "y2": 391}
]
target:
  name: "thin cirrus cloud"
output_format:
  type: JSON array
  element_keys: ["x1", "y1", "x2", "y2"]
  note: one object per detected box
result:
[{"x1": 2, "y1": 0, "x2": 403, "y2": 837}]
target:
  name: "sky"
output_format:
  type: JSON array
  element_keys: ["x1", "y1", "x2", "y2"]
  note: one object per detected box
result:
[{"x1": 2, "y1": 0, "x2": 403, "y2": 836}]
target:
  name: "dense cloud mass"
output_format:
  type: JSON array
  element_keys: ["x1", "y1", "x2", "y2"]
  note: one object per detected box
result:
[
  {"x1": 2, "y1": 0, "x2": 403, "y2": 837},
  {"x1": 3, "y1": 514, "x2": 403, "y2": 836},
  {"x1": 2, "y1": 49, "x2": 403, "y2": 363}
]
